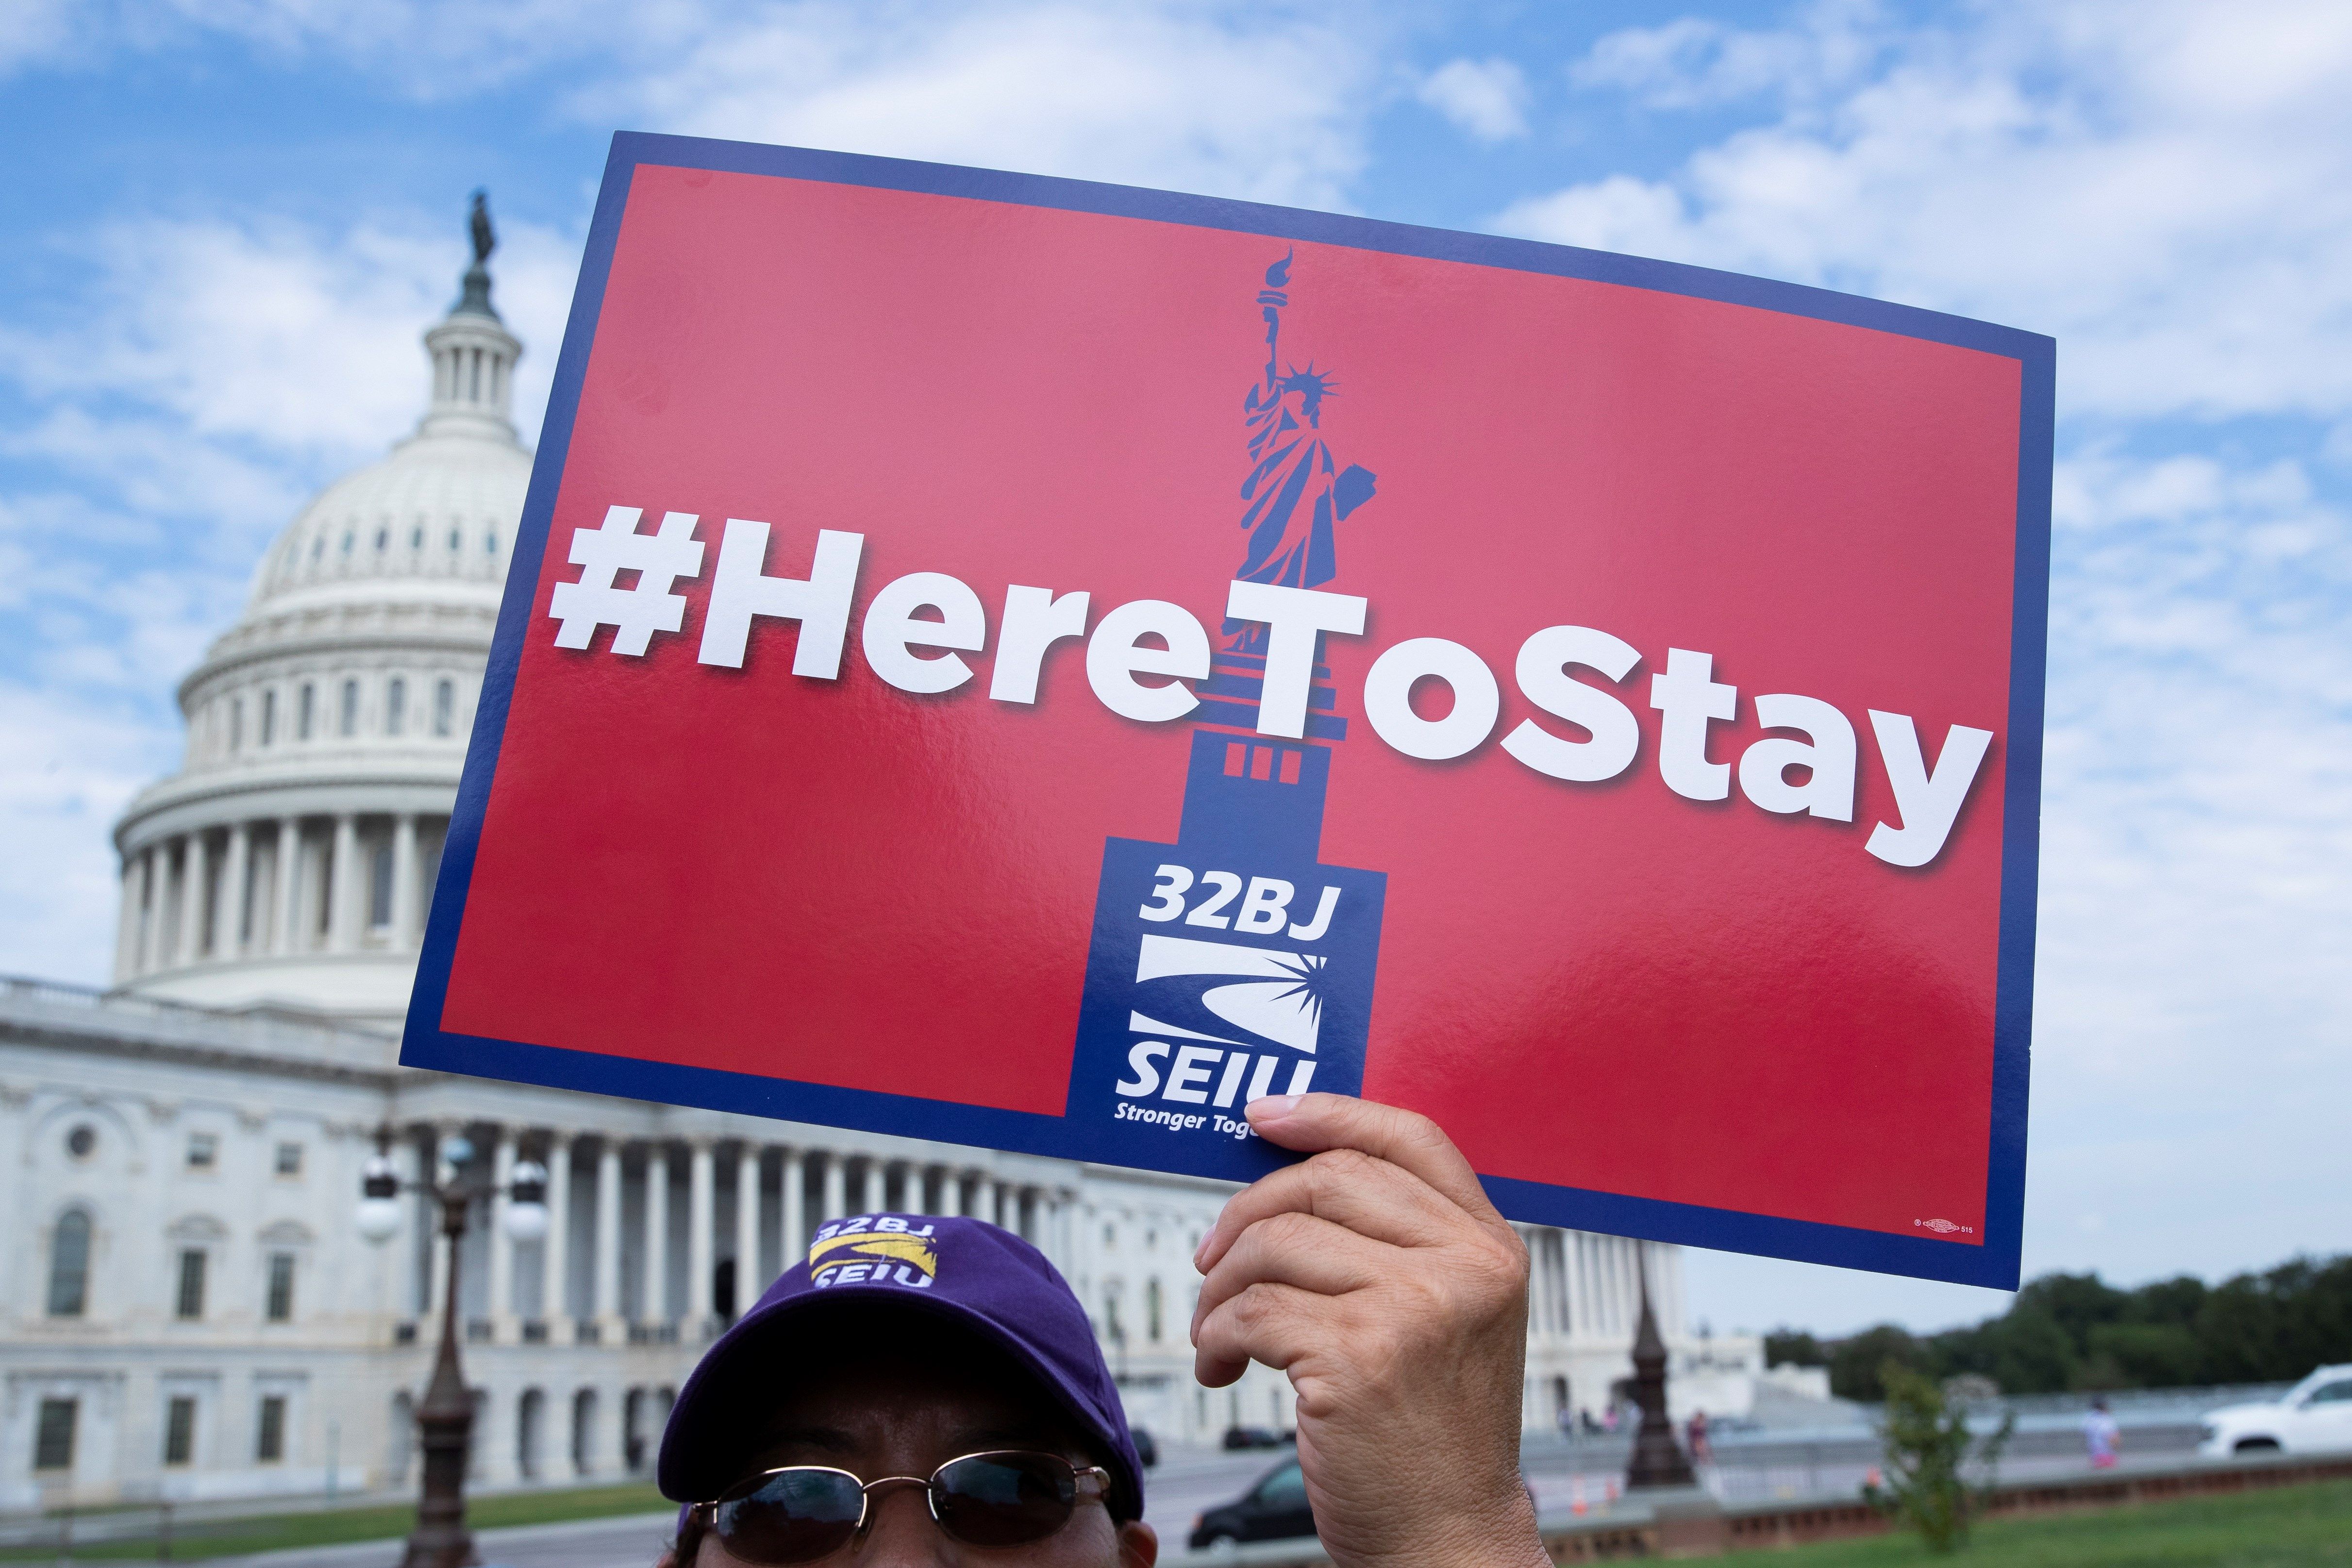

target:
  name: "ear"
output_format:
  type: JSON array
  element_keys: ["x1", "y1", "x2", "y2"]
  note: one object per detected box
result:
[{"x1": 1117, "y1": 1518, "x2": 1159, "y2": 1568}]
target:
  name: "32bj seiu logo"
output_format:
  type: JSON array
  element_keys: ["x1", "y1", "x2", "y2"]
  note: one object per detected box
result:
[{"x1": 1066, "y1": 252, "x2": 1387, "y2": 1175}]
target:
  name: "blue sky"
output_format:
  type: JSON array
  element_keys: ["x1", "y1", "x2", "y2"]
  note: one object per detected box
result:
[{"x1": 3, "y1": 0, "x2": 2347, "y2": 1337}]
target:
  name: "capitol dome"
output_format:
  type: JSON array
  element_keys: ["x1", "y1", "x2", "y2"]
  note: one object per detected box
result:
[{"x1": 109, "y1": 207, "x2": 530, "y2": 1024}]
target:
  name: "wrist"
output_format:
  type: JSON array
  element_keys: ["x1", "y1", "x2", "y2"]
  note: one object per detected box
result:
[{"x1": 1329, "y1": 1494, "x2": 1549, "y2": 1568}]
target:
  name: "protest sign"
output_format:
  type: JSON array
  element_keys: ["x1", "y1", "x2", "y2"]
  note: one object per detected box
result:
[{"x1": 404, "y1": 132, "x2": 2050, "y2": 1288}]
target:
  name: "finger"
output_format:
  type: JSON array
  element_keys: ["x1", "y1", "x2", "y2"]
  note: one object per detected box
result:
[
  {"x1": 1190, "y1": 1210, "x2": 1389, "y2": 1340},
  {"x1": 1245, "y1": 1093, "x2": 1502, "y2": 1227},
  {"x1": 1192, "y1": 1279, "x2": 1334, "y2": 1388},
  {"x1": 1196, "y1": 1144, "x2": 1462, "y2": 1274}
]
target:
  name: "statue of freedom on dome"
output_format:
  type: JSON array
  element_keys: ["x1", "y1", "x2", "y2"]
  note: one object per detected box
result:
[
  {"x1": 453, "y1": 189, "x2": 502, "y2": 321},
  {"x1": 1223, "y1": 251, "x2": 1378, "y2": 655}
]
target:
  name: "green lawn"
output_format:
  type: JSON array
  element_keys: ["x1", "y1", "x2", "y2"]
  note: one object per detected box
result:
[
  {"x1": 0, "y1": 1482, "x2": 669, "y2": 1562},
  {"x1": 1748, "y1": 1479, "x2": 2352, "y2": 1567}
]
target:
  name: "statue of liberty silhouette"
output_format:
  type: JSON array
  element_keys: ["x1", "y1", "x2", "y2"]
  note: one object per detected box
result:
[{"x1": 1225, "y1": 251, "x2": 1378, "y2": 653}]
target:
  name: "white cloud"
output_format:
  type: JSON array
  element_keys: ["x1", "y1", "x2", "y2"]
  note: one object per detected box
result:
[
  {"x1": 0, "y1": 213, "x2": 573, "y2": 464},
  {"x1": 1568, "y1": 2, "x2": 1884, "y2": 110},
  {"x1": 1417, "y1": 56, "x2": 1529, "y2": 142},
  {"x1": 595, "y1": 3, "x2": 1382, "y2": 208},
  {"x1": 0, "y1": 207, "x2": 576, "y2": 981},
  {"x1": 0, "y1": 679, "x2": 173, "y2": 986},
  {"x1": 15, "y1": 2, "x2": 1386, "y2": 209},
  {"x1": 1515, "y1": 0, "x2": 2352, "y2": 423}
]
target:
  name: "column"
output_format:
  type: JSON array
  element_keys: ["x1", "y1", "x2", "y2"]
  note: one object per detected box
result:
[
  {"x1": 1515, "y1": 1229, "x2": 1540, "y2": 1336},
  {"x1": 327, "y1": 814, "x2": 359, "y2": 952},
  {"x1": 593, "y1": 1139, "x2": 623, "y2": 1334},
  {"x1": 426, "y1": 1125, "x2": 457, "y2": 1320},
  {"x1": 115, "y1": 851, "x2": 148, "y2": 982},
  {"x1": 543, "y1": 1133, "x2": 573, "y2": 1340},
  {"x1": 217, "y1": 822, "x2": 251, "y2": 961},
  {"x1": 393, "y1": 1130, "x2": 425, "y2": 1319},
  {"x1": 778, "y1": 1149, "x2": 804, "y2": 1280},
  {"x1": 390, "y1": 813, "x2": 421, "y2": 949},
  {"x1": 937, "y1": 1169, "x2": 963, "y2": 1219},
  {"x1": 273, "y1": 818, "x2": 302, "y2": 954},
  {"x1": 644, "y1": 1145, "x2": 670, "y2": 1328},
  {"x1": 177, "y1": 832, "x2": 209, "y2": 964},
  {"x1": 138, "y1": 845, "x2": 164, "y2": 971},
  {"x1": 857, "y1": 1158, "x2": 882, "y2": 1215},
  {"x1": 819, "y1": 1151, "x2": 845, "y2": 1223},
  {"x1": 734, "y1": 1145, "x2": 761, "y2": 1313},
  {"x1": 977, "y1": 1180, "x2": 999, "y2": 1227},
  {"x1": 687, "y1": 1140, "x2": 715, "y2": 1337},
  {"x1": 487, "y1": 1127, "x2": 516, "y2": 1337}
]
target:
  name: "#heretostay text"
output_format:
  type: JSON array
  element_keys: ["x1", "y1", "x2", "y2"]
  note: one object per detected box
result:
[{"x1": 548, "y1": 505, "x2": 1995, "y2": 868}]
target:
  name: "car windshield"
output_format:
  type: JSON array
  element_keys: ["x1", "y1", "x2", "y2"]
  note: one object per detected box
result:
[
  {"x1": 2287, "y1": 1370, "x2": 2352, "y2": 1404},
  {"x1": 1256, "y1": 1462, "x2": 1307, "y2": 1506}
]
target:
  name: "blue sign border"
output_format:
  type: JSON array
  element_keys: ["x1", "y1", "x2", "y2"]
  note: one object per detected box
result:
[{"x1": 404, "y1": 130, "x2": 2050, "y2": 1291}]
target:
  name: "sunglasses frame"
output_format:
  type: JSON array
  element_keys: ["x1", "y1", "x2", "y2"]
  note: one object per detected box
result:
[{"x1": 692, "y1": 1449, "x2": 1114, "y2": 1558}]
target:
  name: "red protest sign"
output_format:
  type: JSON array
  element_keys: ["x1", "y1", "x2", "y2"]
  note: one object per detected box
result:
[{"x1": 407, "y1": 134, "x2": 2049, "y2": 1286}]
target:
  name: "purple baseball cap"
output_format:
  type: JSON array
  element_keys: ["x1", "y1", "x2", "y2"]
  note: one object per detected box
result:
[{"x1": 656, "y1": 1213, "x2": 1144, "y2": 1519}]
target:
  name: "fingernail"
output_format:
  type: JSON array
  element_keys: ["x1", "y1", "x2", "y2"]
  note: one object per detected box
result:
[
  {"x1": 1193, "y1": 1233, "x2": 1211, "y2": 1271},
  {"x1": 1246, "y1": 1094, "x2": 1301, "y2": 1120}
]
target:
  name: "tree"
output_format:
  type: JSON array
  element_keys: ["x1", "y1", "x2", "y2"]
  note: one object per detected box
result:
[
  {"x1": 2013, "y1": 1272, "x2": 2127, "y2": 1350},
  {"x1": 1865, "y1": 1359, "x2": 2015, "y2": 1553},
  {"x1": 2087, "y1": 1321, "x2": 2199, "y2": 1388},
  {"x1": 1830, "y1": 1326, "x2": 1925, "y2": 1401},
  {"x1": 1766, "y1": 1329, "x2": 1826, "y2": 1367}
]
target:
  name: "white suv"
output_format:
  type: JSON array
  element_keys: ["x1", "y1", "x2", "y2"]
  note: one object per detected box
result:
[{"x1": 2198, "y1": 1366, "x2": 2352, "y2": 1458}]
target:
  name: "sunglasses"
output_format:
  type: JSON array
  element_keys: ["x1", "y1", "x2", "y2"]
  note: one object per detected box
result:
[{"x1": 692, "y1": 1450, "x2": 1113, "y2": 1563}]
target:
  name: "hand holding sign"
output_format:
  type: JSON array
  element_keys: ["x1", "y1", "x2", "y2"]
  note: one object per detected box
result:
[{"x1": 1192, "y1": 1094, "x2": 1548, "y2": 1568}]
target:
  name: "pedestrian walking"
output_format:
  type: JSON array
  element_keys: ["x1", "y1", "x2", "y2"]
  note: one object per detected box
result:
[{"x1": 2083, "y1": 1398, "x2": 2121, "y2": 1470}]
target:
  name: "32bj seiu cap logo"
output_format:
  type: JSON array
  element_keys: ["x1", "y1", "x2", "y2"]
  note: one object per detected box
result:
[{"x1": 806, "y1": 1216, "x2": 939, "y2": 1290}]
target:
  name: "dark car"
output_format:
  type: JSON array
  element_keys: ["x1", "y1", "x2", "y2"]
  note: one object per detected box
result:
[
  {"x1": 1188, "y1": 1456, "x2": 1315, "y2": 1547},
  {"x1": 1131, "y1": 1425, "x2": 1159, "y2": 1468},
  {"x1": 1220, "y1": 1425, "x2": 1284, "y2": 1450}
]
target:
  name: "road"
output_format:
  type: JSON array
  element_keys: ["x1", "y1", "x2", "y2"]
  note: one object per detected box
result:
[{"x1": 202, "y1": 1420, "x2": 2206, "y2": 1566}]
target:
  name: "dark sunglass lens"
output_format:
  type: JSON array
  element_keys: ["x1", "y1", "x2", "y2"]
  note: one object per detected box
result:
[
  {"x1": 933, "y1": 1453, "x2": 1080, "y2": 1548},
  {"x1": 713, "y1": 1469, "x2": 865, "y2": 1565}
]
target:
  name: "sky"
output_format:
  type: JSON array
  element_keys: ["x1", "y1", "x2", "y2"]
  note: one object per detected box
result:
[{"x1": 2, "y1": 0, "x2": 2347, "y2": 1339}]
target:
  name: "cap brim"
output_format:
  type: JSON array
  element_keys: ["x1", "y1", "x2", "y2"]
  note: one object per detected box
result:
[{"x1": 658, "y1": 1284, "x2": 1142, "y2": 1518}]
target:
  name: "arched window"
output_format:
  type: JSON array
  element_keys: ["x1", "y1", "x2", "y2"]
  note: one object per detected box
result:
[
  {"x1": 48, "y1": 1210, "x2": 92, "y2": 1318},
  {"x1": 297, "y1": 684, "x2": 315, "y2": 741},
  {"x1": 261, "y1": 689, "x2": 277, "y2": 746},
  {"x1": 339, "y1": 679, "x2": 358, "y2": 737},
  {"x1": 517, "y1": 1388, "x2": 546, "y2": 1480},
  {"x1": 433, "y1": 680, "x2": 455, "y2": 738},
  {"x1": 1145, "y1": 1279, "x2": 1164, "y2": 1343},
  {"x1": 570, "y1": 1388, "x2": 598, "y2": 1478},
  {"x1": 386, "y1": 677, "x2": 406, "y2": 737}
]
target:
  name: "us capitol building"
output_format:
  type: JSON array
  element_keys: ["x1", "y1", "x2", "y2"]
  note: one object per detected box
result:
[{"x1": 0, "y1": 215, "x2": 1777, "y2": 1510}]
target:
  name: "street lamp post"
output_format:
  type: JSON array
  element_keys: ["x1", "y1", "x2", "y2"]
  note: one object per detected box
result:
[
  {"x1": 1624, "y1": 1251, "x2": 1696, "y2": 1491},
  {"x1": 358, "y1": 1130, "x2": 549, "y2": 1568}
]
